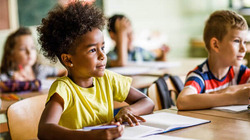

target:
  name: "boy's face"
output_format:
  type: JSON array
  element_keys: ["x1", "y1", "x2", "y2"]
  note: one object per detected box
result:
[
  {"x1": 70, "y1": 28, "x2": 107, "y2": 78},
  {"x1": 217, "y1": 28, "x2": 248, "y2": 67},
  {"x1": 12, "y1": 35, "x2": 37, "y2": 68}
]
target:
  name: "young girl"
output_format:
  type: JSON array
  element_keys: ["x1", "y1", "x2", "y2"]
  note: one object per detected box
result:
[
  {"x1": 37, "y1": 2, "x2": 154, "y2": 140},
  {"x1": 0, "y1": 27, "x2": 65, "y2": 92}
]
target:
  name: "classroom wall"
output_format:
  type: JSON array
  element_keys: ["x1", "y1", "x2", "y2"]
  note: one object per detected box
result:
[
  {"x1": 104, "y1": 0, "x2": 229, "y2": 58},
  {"x1": 0, "y1": 0, "x2": 231, "y2": 64}
]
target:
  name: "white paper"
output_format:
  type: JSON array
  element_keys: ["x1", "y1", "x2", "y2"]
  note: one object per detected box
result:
[{"x1": 212, "y1": 105, "x2": 249, "y2": 113}]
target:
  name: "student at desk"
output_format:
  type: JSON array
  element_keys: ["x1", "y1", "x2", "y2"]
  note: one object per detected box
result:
[
  {"x1": 37, "y1": 2, "x2": 154, "y2": 140},
  {"x1": 106, "y1": 14, "x2": 170, "y2": 67},
  {"x1": 177, "y1": 10, "x2": 250, "y2": 110},
  {"x1": 0, "y1": 27, "x2": 65, "y2": 93}
]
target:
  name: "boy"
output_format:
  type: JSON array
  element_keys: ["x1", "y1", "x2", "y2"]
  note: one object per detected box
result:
[
  {"x1": 107, "y1": 14, "x2": 170, "y2": 67},
  {"x1": 177, "y1": 10, "x2": 250, "y2": 110}
]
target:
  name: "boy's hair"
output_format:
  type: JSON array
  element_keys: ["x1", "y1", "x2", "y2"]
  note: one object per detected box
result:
[
  {"x1": 0, "y1": 27, "x2": 32, "y2": 74},
  {"x1": 203, "y1": 10, "x2": 248, "y2": 50},
  {"x1": 37, "y1": 2, "x2": 106, "y2": 63},
  {"x1": 108, "y1": 14, "x2": 125, "y2": 33}
]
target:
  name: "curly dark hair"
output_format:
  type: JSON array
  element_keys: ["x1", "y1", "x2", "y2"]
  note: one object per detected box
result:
[
  {"x1": 37, "y1": 2, "x2": 106, "y2": 63},
  {"x1": 108, "y1": 14, "x2": 125, "y2": 33}
]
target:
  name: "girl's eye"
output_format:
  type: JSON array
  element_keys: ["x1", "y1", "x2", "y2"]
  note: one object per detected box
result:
[
  {"x1": 243, "y1": 41, "x2": 247, "y2": 45},
  {"x1": 234, "y1": 39, "x2": 240, "y2": 43},
  {"x1": 89, "y1": 48, "x2": 96, "y2": 53},
  {"x1": 19, "y1": 48, "x2": 26, "y2": 51},
  {"x1": 101, "y1": 46, "x2": 105, "y2": 51}
]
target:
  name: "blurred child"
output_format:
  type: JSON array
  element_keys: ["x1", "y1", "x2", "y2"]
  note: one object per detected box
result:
[
  {"x1": 37, "y1": 2, "x2": 154, "y2": 139},
  {"x1": 0, "y1": 27, "x2": 65, "y2": 92},
  {"x1": 107, "y1": 14, "x2": 170, "y2": 67},
  {"x1": 177, "y1": 10, "x2": 250, "y2": 110}
]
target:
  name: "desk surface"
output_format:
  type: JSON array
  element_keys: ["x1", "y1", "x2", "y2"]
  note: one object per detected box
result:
[
  {"x1": 158, "y1": 109, "x2": 250, "y2": 140},
  {"x1": 188, "y1": 109, "x2": 250, "y2": 122}
]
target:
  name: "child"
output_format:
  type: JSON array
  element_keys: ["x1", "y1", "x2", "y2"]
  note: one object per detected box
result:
[
  {"x1": 37, "y1": 2, "x2": 154, "y2": 140},
  {"x1": 177, "y1": 10, "x2": 250, "y2": 110},
  {"x1": 0, "y1": 27, "x2": 65, "y2": 92},
  {"x1": 107, "y1": 14, "x2": 170, "y2": 67}
]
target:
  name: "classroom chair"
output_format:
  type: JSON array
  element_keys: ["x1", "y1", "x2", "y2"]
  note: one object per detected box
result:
[
  {"x1": 147, "y1": 74, "x2": 184, "y2": 111},
  {"x1": 7, "y1": 94, "x2": 47, "y2": 140}
]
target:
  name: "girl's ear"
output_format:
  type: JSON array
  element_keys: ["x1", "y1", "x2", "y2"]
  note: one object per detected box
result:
[
  {"x1": 210, "y1": 37, "x2": 220, "y2": 53},
  {"x1": 61, "y1": 54, "x2": 73, "y2": 68}
]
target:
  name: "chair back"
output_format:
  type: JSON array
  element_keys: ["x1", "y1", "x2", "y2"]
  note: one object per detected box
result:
[
  {"x1": 7, "y1": 94, "x2": 47, "y2": 140},
  {"x1": 147, "y1": 75, "x2": 184, "y2": 111}
]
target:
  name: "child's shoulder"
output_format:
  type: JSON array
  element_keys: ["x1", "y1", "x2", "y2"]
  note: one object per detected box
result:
[{"x1": 52, "y1": 76, "x2": 71, "y2": 85}]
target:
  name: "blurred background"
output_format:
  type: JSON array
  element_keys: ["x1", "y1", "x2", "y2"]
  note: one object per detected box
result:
[{"x1": 1, "y1": 0, "x2": 250, "y2": 66}]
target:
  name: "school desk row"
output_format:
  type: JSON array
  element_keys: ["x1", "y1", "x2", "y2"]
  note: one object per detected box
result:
[{"x1": 1, "y1": 107, "x2": 249, "y2": 140}]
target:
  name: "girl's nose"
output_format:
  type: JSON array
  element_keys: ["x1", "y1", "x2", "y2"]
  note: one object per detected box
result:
[
  {"x1": 98, "y1": 49, "x2": 106, "y2": 60},
  {"x1": 26, "y1": 49, "x2": 30, "y2": 55}
]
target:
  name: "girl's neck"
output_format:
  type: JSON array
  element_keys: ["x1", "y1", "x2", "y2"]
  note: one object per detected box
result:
[
  {"x1": 68, "y1": 74, "x2": 93, "y2": 88},
  {"x1": 207, "y1": 56, "x2": 230, "y2": 80},
  {"x1": 15, "y1": 65, "x2": 35, "y2": 81}
]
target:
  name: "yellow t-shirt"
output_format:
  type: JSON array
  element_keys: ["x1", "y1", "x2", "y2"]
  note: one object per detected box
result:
[{"x1": 46, "y1": 70, "x2": 132, "y2": 129}]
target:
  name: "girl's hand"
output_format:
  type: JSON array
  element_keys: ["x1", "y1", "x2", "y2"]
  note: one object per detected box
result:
[
  {"x1": 112, "y1": 107, "x2": 146, "y2": 127},
  {"x1": 88, "y1": 123, "x2": 124, "y2": 140}
]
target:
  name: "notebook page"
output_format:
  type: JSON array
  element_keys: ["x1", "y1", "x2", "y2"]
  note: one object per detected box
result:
[
  {"x1": 141, "y1": 112, "x2": 210, "y2": 131},
  {"x1": 117, "y1": 124, "x2": 163, "y2": 139}
]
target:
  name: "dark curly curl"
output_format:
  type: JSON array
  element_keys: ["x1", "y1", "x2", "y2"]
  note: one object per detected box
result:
[{"x1": 37, "y1": 2, "x2": 106, "y2": 63}]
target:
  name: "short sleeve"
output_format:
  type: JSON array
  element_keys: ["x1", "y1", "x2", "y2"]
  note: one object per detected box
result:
[
  {"x1": 46, "y1": 80, "x2": 72, "y2": 112},
  {"x1": 184, "y1": 72, "x2": 205, "y2": 94},
  {"x1": 105, "y1": 70, "x2": 132, "y2": 102}
]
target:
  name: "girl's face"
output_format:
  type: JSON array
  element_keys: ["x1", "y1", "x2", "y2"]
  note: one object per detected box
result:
[
  {"x1": 12, "y1": 35, "x2": 37, "y2": 68},
  {"x1": 217, "y1": 28, "x2": 247, "y2": 67},
  {"x1": 70, "y1": 28, "x2": 107, "y2": 78}
]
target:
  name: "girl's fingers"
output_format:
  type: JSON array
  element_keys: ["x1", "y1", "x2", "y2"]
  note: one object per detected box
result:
[
  {"x1": 135, "y1": 115, "x2": 146, "y2": 122},
  {"x1": 118, "y1": 117, "x2": 123, "y2": 124},
  {"x1": 125, "y1": 115, "x2": 134, "y2": 126},
  {"x1": 108, "y1": 125, "x2": 124, "y2": 139},
  {"x1": 128, "y1": 114, "x2": 139, "y2": 125}
]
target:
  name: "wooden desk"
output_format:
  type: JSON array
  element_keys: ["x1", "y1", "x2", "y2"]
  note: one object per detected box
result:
[
  {"x1": 169, "y1": 107, "x2": 250, "y2": 122},
  {"x1": 188, "y1": 109, "x2": 250, "y2": 122},
  {"x1": 0, "y1": 89, "x2": 48, "y2": 114},
  {"x1": 157, "y1": 109, "x2": 250, "y2": 140},
  {"x1": 131, "y1": 75, "x2": 158, "y2": 89}
]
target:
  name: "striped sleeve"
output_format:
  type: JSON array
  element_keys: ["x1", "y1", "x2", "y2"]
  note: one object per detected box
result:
[
  {"x1": 184, "y1": 72, "x2": 205, "y2": 94},
  {"x1": 237, "y1": 65, "x2": 250, "y2": 84}
]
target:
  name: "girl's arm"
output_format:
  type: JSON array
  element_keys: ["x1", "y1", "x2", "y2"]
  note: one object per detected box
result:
[
  {"x1": 108, "y1": 18, "x2": 130, "y2": 67},
  {"x1": 176, "y1": 86, "x2": 250, "y2": 111},
  {"x1": 38, "y1": 93, "x2": 124, "y2": 140},
  {"x1": 114, "y1": 87, "x2": 154, "y2": 126}
]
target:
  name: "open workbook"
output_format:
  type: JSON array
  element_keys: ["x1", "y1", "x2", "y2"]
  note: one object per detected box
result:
[{"x1": 117, "y1": 112, "x2": 210, "y2": 139}]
